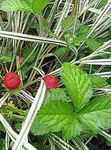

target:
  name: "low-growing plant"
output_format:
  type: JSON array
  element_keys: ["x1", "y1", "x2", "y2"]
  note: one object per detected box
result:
[{"x1": 0, "y1": 0, "x2": 111, "y2": 150}]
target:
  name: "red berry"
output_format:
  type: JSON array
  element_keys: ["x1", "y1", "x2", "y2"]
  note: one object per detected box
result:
[
  {"x1": 3, "y1": 72, "x2": 21, "y2": 90},
  {"x1": 43, "y1": 75, "x2": 59, "y2": 90}
]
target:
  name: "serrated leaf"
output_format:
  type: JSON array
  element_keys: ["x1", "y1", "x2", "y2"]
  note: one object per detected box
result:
[
  {"x1": 61, "y1": 63, "x2": 93, "y2": 111},
  {"x1": 62, "y1": 118, "x2": 81, "y2": 140},
  {"x1": 90, "y1": 75, "x2": 108, "y2": 88},
  {"x1": 31, "y1": 101, "x2": 81, "y2": 140},
  {"x1": 0, "y1": 0, "x2": 32, "y2": 12},
  {"x1": 31, "y1": 121, "x2": 50, "y2": 135},
  {"x1": 79, "y1": 96, "x2": 111, "y2": 134},
  {"x1": 86, "y1": 38, "x2": 102, "y2": 51},
  {"x1": 1, "y1": 0, "x2": 49, "y2": 15},
  {"x1": 45, "y1": 88, "x2": 68, "y2": 103}
]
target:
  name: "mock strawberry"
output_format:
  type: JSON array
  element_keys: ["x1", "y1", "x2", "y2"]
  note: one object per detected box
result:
[
  {"x1": 3, "y1": 72, "x2": 21, "y2": 90},
  {"x1": 43, "y1": 75, "x2": 59, "y2": 90}
]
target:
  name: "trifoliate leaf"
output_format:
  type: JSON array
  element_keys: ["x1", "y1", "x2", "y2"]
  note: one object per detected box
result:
[{"x1": 61, "y1": 63, "x2": 93, "y2": 111}]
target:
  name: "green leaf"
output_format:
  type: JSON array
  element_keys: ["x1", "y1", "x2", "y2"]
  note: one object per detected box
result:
[
  {"x1": 53, "y1": 47, "x2": 69, "y2": 57},
  {"x1": 74, "y1": 25, "x2": 90, "y2": 46},
  {"x1": 45, "y1": 88, "x2": 68, "y2": 103},
  {"x1": 23, "y1": 48, "x2": 36, "y2": 63},
  {"x1": 0, "y1": 0, "x2": 32, "y2": 12},
  {"x1": 97, "y1": 0, "x2": 108, "y2": 9},
  {"x1": 79, "y1": 96, "x2": 111, "y2": 134},
  {"x1": 90, "y1": 75, "x2": 108, "y2": 88},
  {"x1": 31, "y1": 101, "x2": 81, "y2": 140},
  {"x1": 31, "y1": 121, "x2": 50, "y2": 135},
  {"x1": 86, "y1": 38, "x2": 102, "y2": 51},
  {"x1": 64, "y1": 33, "x2": 74, "y2": 45},
  {"x1": 61, "y1": 63, "x2": 93, "y2": 111},
  {"x1": 1, "y1": 0, "x2": 49, "y2": 15},
  {"x1": 0, "y1": 55, "x2": 11, "y2": 62},
  {"x1": 31, "y1": 0, "x2": 50, "y2": 15},
  {"x1": 62, "y1": 118, "x2": 81, "y2": 140}
]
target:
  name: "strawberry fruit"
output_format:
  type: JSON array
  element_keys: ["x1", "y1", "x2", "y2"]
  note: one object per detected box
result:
[
  {"x1": 43, "y1": 75, "x2": 59, "y2": 90},
  {"x1": 3, "y1": 72, "x2": 21, "y2": 90}
]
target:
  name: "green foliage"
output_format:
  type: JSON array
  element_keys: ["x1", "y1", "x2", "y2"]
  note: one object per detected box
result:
[
  {"x1": 97, "y1": 0, "x2": 108, "y2": 9},
  {"x1": 1, "y1": 0, "x2": 32, "y2": 12},
  {"x1": 63, "y1": 24, "x2": 90, "y2": 47},
  {"x1": 90, "y1": 75, "x2": 108, "y2": 88},
  {"x1": 62, "y1": 16, "x2": 81, "y2": 32},
  {"x1": 79, "y1": 96, "x2": 111, "y2": 133},
  {"x1": 45, "y1": 88, "x2": 68, "y2": 103},
  {"x1": 31, "y1": 63, "x2": 111, "y2": 140},
  {"x1": 23, "y1": 48, "x2": 37, "y2": 63},
  {"x1": 61, "y1": 63, "x2": 93, "y2": 111},
  {"x1": 1, "y1": 102, "x2": 26, "y2": 121},
  {"x1": 0, "y1": 138, "x2": 4, "y2": 150},
  {"x1": 74, "y1": 26, "x2": 90, "y2": 46},
  {"x1": 0, "y1": 55, "x2": 11, "y2": 62},
  {"x1": 31, "y1": 0, "x2": 49, "y2": 15},
  {"x1": 0, "y1": 0, "x2": 50, "y2": 15},
  {"x1": 31, "y1": 101, "x2": 81, "y2": 140},
  {"x1": 86, "y1": 38, "x2": 102, "y2": 51},
  {"x1": 53, "y1": 47, "x2": 69, "y2": 57}
]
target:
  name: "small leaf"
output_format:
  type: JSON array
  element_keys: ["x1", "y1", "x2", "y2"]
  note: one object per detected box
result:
[
  {"x1": 61, "y1": 63, "x2": 93, "y2": 111},
  {"x1": 90, "y1": 75, "x2": 108, "y2": 88},
  {"x1": 45, "y1": 88, "x2": 68, "y2": 103},
  {"x1": 74, "y1": 25, "x2": 90, "y2": 46},
  {"x1": 86, "y1": 38, "x2": 102, "y2": 51},
  {"x1": 79, "y1": 96, "x2": 111, "y2": 134},
  {"x1": 31, "y1": 0, "x2": 50, "y2": 15},
  {"x1": 0, "y1": 55, "x2": 11, "y2": 62}
]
